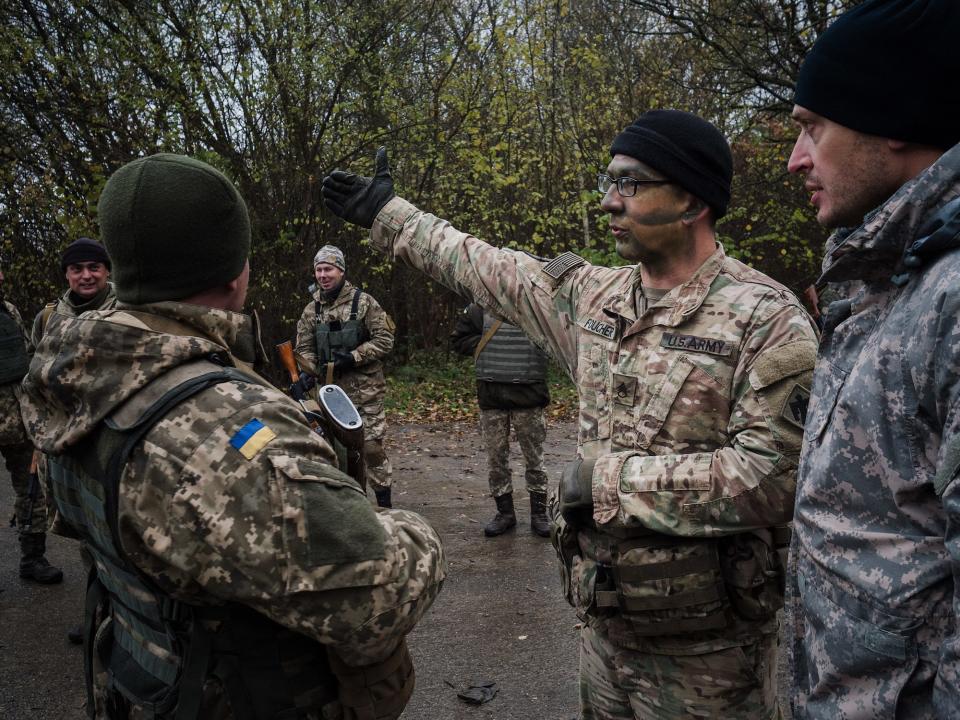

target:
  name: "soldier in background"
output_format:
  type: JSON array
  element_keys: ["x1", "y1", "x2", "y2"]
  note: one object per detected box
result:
[
  {"x1": 451, "y1": 302, "x2": 551, "y2": 537},
  {"x1": 322, "y1": 110, "x2": 819, "y2": 718},
  {"x1": 31, "y1": 237, "x2": 117, "y2": 643},
  {"x1": 21, "y1": 154, "x2": 445, "y2": 718},
  {"x1": 293, "y1": 245, "x2": 397, "y2": 508},
  {"x1": 785, "y1": 1, "x2": 960, "y2": 716},
  {"x1": 30, "y1": 237, "x2": 117, "y2": 346},
  {"x1": 0, "y1": 264, "x2": 62, "y2": 584}
]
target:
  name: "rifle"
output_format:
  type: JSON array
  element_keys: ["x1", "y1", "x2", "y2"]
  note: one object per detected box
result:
[{"x1": 275, "y1": 340, "x2": 366, "y2": 490}]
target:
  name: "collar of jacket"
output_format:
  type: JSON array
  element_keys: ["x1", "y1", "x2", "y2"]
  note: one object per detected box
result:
[
  {"x1": 311, "y1": 279, "x2": 355, "y2": 309},
  {"x1": 63, "y1": 282, "x2": 116, "y2": 313},
  {"x1": 601, "y1": 243, "x2": 726, "y2": 328},
  {"x1": 819, "y1": 141, "x2": 960, "y2": 284},
  {"x1": 114, "y1": 300, "x2": 259, "y2": 367}
]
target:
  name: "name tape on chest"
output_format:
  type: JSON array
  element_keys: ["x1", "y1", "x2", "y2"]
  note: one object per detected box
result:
[
  {"x1": 580, "y1": 317, "x2": 617, "y2": 339},
  {"x1": 230, "y1": 419, "x2": 277, "y2": 460},
  {"x1": 660, "y1": 332, "x2": 733, "y2": 357}
]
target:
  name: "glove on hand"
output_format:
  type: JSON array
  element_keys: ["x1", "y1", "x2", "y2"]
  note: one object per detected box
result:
[
  {"x1": 288, "y1": 373, "x2": 316, "y2": 402},
  {"x1": 559, "y1": 457, "x2": 597, "y2": 527},
  {"x1": 321, "y1": 147, "x2": 395, "y2": 228},
  {"x1": 332, "y1": 350, "x2": 356, "y2": 371}
]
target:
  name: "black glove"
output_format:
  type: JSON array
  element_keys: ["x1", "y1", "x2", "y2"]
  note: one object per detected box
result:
[
  {"x1": 332, "y1": 350, "x2": 356, "y2": 372},
  {"x1": 321, "y1": 147, "x2": 395, "y2": 228},
  {"x1": 559, "y1": 457, "x2": 597, "y2": 527},
  {"x1": 288, "y1": 373, "x2": 316, "y2": 402}
]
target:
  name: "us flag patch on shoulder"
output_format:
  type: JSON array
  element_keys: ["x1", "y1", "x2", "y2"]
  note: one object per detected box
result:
[{"x1": 542, "y1": 251, "x2": 586, "y2": 282}]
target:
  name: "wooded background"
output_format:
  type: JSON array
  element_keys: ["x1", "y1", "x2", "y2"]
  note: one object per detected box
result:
[{"x1": 1, "y1": 0, "x2": 856, "y2": 359}]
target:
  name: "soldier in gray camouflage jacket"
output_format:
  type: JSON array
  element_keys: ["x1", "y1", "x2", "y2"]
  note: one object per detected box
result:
[
  {"x1": 784, "y1": 1, "x2": 960, "y2": 718},
  {"x1": 322, "y1": 111, "x2": 819, "y2": 719},
  {"x1": 20, "y1": 154, "x2": 445, "y2": 720}
]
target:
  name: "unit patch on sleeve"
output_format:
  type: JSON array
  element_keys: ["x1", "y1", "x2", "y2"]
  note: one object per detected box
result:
[
  {"x1": 230, "y1": 419, "x2": 277, "y2": 460},
  {"x1": 782, "y1": 384, "x2": 810, "y2": 429},
  {"x1": 660, "y1": 332, "x2": 733, "y2": 357}
]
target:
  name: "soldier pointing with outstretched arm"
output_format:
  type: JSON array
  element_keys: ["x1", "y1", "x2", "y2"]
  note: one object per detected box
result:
[{"x1": 322, "y1": 111, "x2": 819, "y2": 719}]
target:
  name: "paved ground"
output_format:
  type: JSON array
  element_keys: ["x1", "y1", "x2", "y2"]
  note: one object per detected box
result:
[
  {"x1": 0, "y1": 418, "x2": 790, "y2": 719},
  {"x1": 0, "y1": 419, "x2": 581, "y2": 720}
]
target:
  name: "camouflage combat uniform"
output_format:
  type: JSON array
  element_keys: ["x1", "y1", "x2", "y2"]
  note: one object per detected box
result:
[
  {"x1": 20, "y1": 301, "x2": 445, "y2": 718},
  {"x1": 370, "y1": 197, "x2": 819, "y2": 718},
  {"x1": 450, "y1": 303, "x2": 550, "y2": 499},
  {"x1": 30, "y1": 281, "x2": 118, "y2": 347},
  {"x1": 296, "y1": 281, "x2": 395, "y2": 491},
  {"x1": 787, "y1": 143, "x2": 960, "y2": 719},
  {"x1": 30, "y1": 281, "x2": 117, "y2": 523},
  {"x1": 0, "y1": 300, "x2": 43, "y2": 534}
]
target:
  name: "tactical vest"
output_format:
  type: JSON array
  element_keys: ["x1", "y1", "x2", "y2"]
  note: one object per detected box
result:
[
  {"x1": 48, "y1": 359, "x2": 338, "y2": 720},
  {"x1": 0, "y1": 304, "x2": 30, "y2": 385},
  {"x1": 561, "y1": 522, "x2": 790, "y2": 638},
  {"x1": 474, "y1": 315, "x2": 547, "y2": 384},
  {"x1": 314, "y1": 289, "x2": 369, "y2": 366}
]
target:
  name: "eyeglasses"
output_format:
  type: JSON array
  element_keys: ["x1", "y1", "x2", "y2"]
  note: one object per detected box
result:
[{"x1": 597, "y1": 173, "x2": 670, "y2": 197}]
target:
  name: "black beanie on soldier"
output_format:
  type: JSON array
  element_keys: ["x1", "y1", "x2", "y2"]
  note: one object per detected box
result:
[
  {"x1": 60, "y1": 237, "x2": 111, "y2": 272},
  {"x1": 98, "y1": 153, "x2": 250, "y2": 304},
  {"x1": 795, "y1": 0, "x2": 960, "y2": 150},
  {"x1": 610, "y1": 110, "x2": 733, "y2": 218}
]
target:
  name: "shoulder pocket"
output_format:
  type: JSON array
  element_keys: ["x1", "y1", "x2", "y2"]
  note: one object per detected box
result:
[{"x1": 270, "y1": 454, "x2": 386, "y2": 581}]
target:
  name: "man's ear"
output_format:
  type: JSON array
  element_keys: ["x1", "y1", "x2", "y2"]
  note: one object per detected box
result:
[{"x1": 681, "y1": 201, "x2": 708, "y2": 224}]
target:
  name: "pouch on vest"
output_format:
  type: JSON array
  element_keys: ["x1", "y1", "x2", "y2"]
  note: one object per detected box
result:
[
  {"x1": 548, "y1": 494, "x2": 579, "y2": 607},
  {"x1": 719, "y1": 528, "x2": 788, "y2": 621},
  {"x1": 609, "y1": 536, "x2": 730, "y2": 636},
  {"x1": 315, "y1": 289, "x2": 370, "y2": 365}
]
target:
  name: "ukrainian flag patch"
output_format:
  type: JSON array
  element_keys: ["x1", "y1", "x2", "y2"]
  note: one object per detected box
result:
[{"x1": 230, "y1": 419, "x2": 277, "y2": 460}]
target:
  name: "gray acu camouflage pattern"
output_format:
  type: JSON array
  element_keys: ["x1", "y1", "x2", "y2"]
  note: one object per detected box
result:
[
  {"x1": 0, "y1": 299, "x2": 44, "y2": 534},
  {"x1": 368, "y1": 196, "x2": 818, "y2": 714},
  {"x1": 296, "y1": 280, "x2": 395, "y2": 489},
  {"x1": 787, "y1": 142, "x2": 960, "y2": 719},
  {"x1": 19, "y1": 301, "x2": 445, "y2": 715},
  {"x1": 479, "y1": 406, "x2": 548, "y2": 497}
]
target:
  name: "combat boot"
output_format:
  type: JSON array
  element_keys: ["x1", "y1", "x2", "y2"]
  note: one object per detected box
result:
[
  {"x1": 484, "y1": 493, "x2": 517, "y2": 537},
  {"x1": 19, "y1": 533, "x2": 64, "y2": 584},
  {"x1": 374, "y1": 487, "x2": 392, "y2": 508},
  {"x1": 529, "y1": 491, "x2": 550, "y2": 538}
]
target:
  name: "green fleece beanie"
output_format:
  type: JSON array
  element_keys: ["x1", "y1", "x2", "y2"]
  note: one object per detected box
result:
[{"x1": 98, "y1": 153, "x2": 250, "y2": 304}]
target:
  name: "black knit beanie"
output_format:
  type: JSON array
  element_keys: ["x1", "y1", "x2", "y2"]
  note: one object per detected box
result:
[
  {"x1": 795, "y1": 0, "x2": 960, "y2": 149},
  {"x1": 610, "y1": 110, "x2": 733, "y2": 218},
  {"x1": 60, "y1": 237, "x2": 111, "y2": 272},
  {"x1": 98, "y1": 153, "x2": 250, "y2": 304}
]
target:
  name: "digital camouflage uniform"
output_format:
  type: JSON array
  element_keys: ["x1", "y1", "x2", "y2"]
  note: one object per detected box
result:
[
  {"x1": 20, "y1": 301, "x2": 445, "y2": 718},
  {"x1": 787, "y1": 143, "x2": 960, "y2": 719},
  {"x1": 450, "y1": 303, "x2": 550, "y2": 499},
  {"x1": 0, "y1": 300, "x2": 43, "y2": 535},
  {"x1": 30, "y1": 281, "x2": 118, "y2": 524},
  {"x1": 296, "y1": 281, "x2": 395, "y2": 491},
  {"x1": 370, "y1": 196, "x2": 819, "y2": 718}
]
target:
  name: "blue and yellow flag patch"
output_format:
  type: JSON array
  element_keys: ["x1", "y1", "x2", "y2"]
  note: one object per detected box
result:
[{"x1": 230, "y1": 419, "x2": 277, "y2": 460}]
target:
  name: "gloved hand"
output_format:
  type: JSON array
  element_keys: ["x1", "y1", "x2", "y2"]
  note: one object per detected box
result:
[
  {"x1": 288, "y1": 373, "x2": 316, "y2": 402},
  {"x1": 559, "y1": 457, "x2": 597, "y2": 527},
  {"x1": 321, "y1": 147, "x2": 395, "y2": 228},
  {"x1": 332, "y1": 350, "x2": 356, "y2": 372}
]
